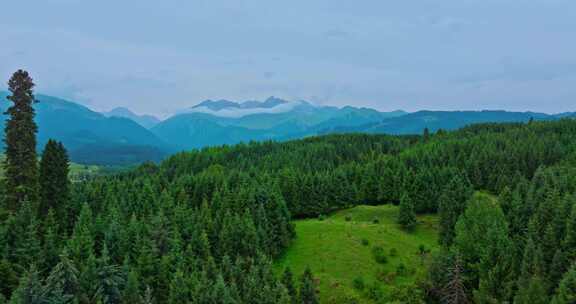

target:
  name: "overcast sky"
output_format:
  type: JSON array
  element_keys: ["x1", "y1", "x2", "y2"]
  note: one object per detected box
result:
[{"x1": 1, "y1": 0, "x2": 575, "y2": 116}]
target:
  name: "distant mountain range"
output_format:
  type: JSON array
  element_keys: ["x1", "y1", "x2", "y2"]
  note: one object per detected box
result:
[
  {"x1": 153, "y1": 98, "x2": 406, "y2": 150},
  {"x1": 0, "y1": 92, "x2": 169, "y2": 165},
  {"x1": 0, "y1": 91, "x2": 573, "y2": 165}
]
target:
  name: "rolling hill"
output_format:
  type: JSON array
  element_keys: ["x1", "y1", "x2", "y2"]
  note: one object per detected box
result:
[{"x1": 319, "y1": 110, "x2": 566, "y2": 135}]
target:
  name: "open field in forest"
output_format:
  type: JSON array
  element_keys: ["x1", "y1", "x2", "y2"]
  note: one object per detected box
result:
[
  {"x1": 275, "y1": 205, "x2": 439, "y2": 303},
  {"x1": 0, "y1": 154, "x2": 124, "y2": 182}
]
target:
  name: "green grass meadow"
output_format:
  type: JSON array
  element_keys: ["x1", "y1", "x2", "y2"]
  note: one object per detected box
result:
[{"x1": 275, "y1": 205, "x2": 439, "y2": 303}]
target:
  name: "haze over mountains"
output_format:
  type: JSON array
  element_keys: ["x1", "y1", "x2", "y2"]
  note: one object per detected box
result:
[
  {"x1": 1, "y1": 91, "x2": 573, "y2": 165},
  {"x1": 103, "y1": 107, "x2": 161, "y2": 129}
]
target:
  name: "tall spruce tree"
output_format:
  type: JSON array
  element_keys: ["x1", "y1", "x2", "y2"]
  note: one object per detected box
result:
[
  {"x1": 454, "y1": 193, "x2": 514, "y2": 302},
  {"x1": 438, "y1": 173, "x2": 473, "y2": 247},
  {"x1": 3, "y1": 70, "x2": 39, "y2": 211},
  {"x1": 39, "y1": 140, "x2": 70, "y2": 218},
  {"x1": 281, "y1": 267, "x2": 297, "y2": 304}
]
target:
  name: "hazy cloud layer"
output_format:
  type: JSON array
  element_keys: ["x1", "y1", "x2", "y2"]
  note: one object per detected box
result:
[
  {"x1": 1, "y1": 0, "x2": 575, "y2": 116},
  {"x1": 182, "y1": 101, "x2": 306, "y2": 118}
]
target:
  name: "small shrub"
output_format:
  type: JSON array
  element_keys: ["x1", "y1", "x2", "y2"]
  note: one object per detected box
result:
[
  {"x1": 345, "y1": 215, "x2": 352, "y2": 222},
  {"x1": 374, "y1": 254, "x2": 388, "y2": 264},
  {"x1": 389, "y1": 248, "x2": 398, "y2": 257},
  {"x1": 352, "y1": 276, "x2": 365, "y2": 291},
  {"x1": 372, "y1": 218, "x2": 380, "y2": 224},
  {"x1": 361, "y1": 238, "x2": 370, "y2": 246},
  {"x1": 418, "y1": 244, "x2": 427, "y2": 255},
  {"x1": 372, "y1": 246, "x2": 388, "y2": 264},
  {"x1": 366, "y1": 282, "x2": 384, "y2": 301},
  {"x1": 318, "y1": 214, "x2": 326, "y2": 221},
  {"x1": 389, "y1": 284, "x2": 425, "y2": 303},
  {"x1": 396, "y1": 263, "x2": 407, "y2": 276},
  {"x1": 342, "y1": 294, "x2": 361, "y2": 304},
  {"x1": 385, "y1": 271, "x2": 397, "y2": 283},
  {"x1": 375, "y1": 269, "x2": 387, "y2": 282}
]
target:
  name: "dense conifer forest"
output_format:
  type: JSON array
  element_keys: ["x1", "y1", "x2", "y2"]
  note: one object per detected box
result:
[{"x1": 2, "y1": 70, "x2": 576, "y2": 303}]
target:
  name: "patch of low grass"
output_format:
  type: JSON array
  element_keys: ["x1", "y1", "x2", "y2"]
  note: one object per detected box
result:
[{"x1": 274, "y1": 204, "x2": 439, "y2": 303}]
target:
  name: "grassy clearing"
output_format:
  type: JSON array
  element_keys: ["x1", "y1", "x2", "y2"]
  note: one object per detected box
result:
[
  {"x1": 275, "y1": 205, "x2": 439, "y2": 303},
  {"x1": 0, "y1": 154, "x2": 124, "y2": 182},
  {"x1": 69, "y1": 163, "x2": 104, "y2": 181}
]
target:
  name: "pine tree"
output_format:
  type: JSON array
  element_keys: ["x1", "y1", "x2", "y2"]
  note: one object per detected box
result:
[
  {"x1": 0, "y1": 260, "x2": 18, "y2": 299},
  {"x1": 167, "y1": 270, "x2": 189, "y2": 304},
  {"x1": 299, "y1": 267, "x2": 318, "y2": 304},
  {"x1": 563, "y1": 203, "x2": 576, "y2": 259},
  {"x1": 67, "y1": 204, "x2": 95, "y2": 265},
  {"x1": 123, "y1": 270, "x2": 142, "y2": 304},
  {"x1": 423, "y1": 127, "x2": 431, "y2": 142},
  {"x1": 441, "y1": 254, "x2": 469, "y2": 304},
  {"x1": 454, "y1": 193, "x2": 514, "y2": 302},
  {"x1": 3, "y1": 70, "x2": 39, "y2": 211},
  {"x1": 438, "y1": 173, "x2": 473, "y2": 247},
  {"x1": 514, "y1": 276, "x2": 549, "y2": 304},
  {"x1": 8, "y1": 266, "x2": 46, "y2": 304},
  {"x1": 549, "y1": 249, "x2": 568, "y2": 288},
  {"x1": 210, "y1": 275, "x2": 236, "y2": 304},
  {"x1": 552, "y1": 263, "x2": 576, "y2": 304},
  {"x1": 42, "y1": 209, "x2": 61, "y2": 271},
  {"x1": 398, "y1": 192, "x2": 417, "y2": 230},
  {"x1": 13, "y1": 204, "x2": 42, "y2": 269},
  {"x1": 39, "y1": 140, "x2": 70, "y2": 218},
  {"x1": 275, "y1": 283, "x2": 293, "y2": 304},
  {"x1": 281, "y1": 267, "x2": 297, "y2": 304},
  {"x1": 45, "y1": 251, "x2": 79, "y2": 299},
  {"x1": 94, "y1": 248, "x2": 124, "y2": 304}
]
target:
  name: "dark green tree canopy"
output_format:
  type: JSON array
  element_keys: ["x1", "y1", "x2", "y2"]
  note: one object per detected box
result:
[{"x1": 39, "y1": 139, "x2": 70, "y2": 219}]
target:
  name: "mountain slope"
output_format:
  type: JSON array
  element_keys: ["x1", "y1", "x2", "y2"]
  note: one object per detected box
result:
[
  {"x1": 0, "y1": 92, "x2": 170, "y2": 165},
  {"x1": 320, "y1": 110, "x2": 557, "y2": 135},
  {"x1": 104, "y1": 107, "x2": 160, "y2": 129},
  {"x1": 151, "y1": 113, "x2": 275, "y2": 150}
]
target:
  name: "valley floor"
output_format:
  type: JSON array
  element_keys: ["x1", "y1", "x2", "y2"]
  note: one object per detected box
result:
[{"x1": 275, "y1": 205, "x2": 439, "y2": 303}]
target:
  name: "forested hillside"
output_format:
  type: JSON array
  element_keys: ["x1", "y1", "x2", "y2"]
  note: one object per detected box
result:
[
  {"x1": 0, "y1": 91, "x2": 169, "y2": 165},
  {"x1": 2, "y1": 73, "x2": 576, "y2": 303}
]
